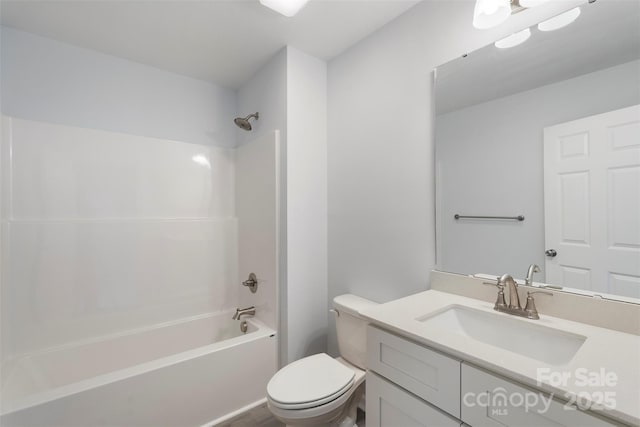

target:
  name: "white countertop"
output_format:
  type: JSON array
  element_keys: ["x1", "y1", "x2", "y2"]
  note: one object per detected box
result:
[{"x1": 359, "y1": 289, "x2": 640, "y2": 426}]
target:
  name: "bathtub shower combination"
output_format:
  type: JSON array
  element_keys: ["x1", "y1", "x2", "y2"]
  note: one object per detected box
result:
[
  {"x1": 1, "y1": 315, "x2": 276, "y2": 426},
  {"x1": 0, "y1": 117, "x2": 280, "y2": 426}
]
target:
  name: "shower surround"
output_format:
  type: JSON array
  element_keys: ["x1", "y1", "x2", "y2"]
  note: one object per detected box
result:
[{"x1": 0, "y1": 117, "x2": 280, "y2": 425}]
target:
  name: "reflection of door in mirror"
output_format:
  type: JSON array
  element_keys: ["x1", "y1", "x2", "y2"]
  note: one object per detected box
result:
[{"x1": 543, "y1": 105, "x2": 640, "y2": 298}]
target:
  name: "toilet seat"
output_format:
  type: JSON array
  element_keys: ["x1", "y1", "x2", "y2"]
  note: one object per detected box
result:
[
  {"x1": 267, "y1": 381, "x2": 361, "y2": 422},
  {"x1": 267, "y1": 356, "x2": 366, "y2": 424},
  {"x1": 267, "y1": 354, "x2": 356, "y2": 410},
  {"x1": 269, "y1": 378, "x2": 354, "y2": 410}
]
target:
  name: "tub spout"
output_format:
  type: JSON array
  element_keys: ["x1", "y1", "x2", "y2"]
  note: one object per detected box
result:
[{"x1": 232, "y1": 306, "x2": 256, "y2": 320}]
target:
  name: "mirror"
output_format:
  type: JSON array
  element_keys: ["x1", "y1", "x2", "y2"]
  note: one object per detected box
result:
[{"x1": 434, "y1": 0, "x2": 640, "y2": 301}]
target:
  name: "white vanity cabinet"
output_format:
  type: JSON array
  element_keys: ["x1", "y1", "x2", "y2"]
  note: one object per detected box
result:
[
  {"x1": 461, "y1": 364, "x2": 619, "y2": 427},
  {"x1": 366, "y1": 325, "x2": 622, "y2": 427},
  {"x1": 366, "y1": 325, "x2": 464, "y2": 427},
  {"x1": 367, "y1": 372, "x2": 463, "y2": 427},
  {"x1": 367, "y1": 325, "x2": 461, "y2": 417}
]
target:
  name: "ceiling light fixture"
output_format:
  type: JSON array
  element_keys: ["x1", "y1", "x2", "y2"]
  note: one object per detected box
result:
[
  {"x1": 518, "y1": 0, "x2": 551, "y2": 8},
  {"x1": 473, "y1": 0, "x2": 511, "y2": 29},
  {"x1": 495, "y1": 28, "x2": 531, "y2": 48},
  {"x1": 260, "y1": 0, "x2": 309, "y2": 17},
  {"x1": 538, "y1": 7, "x2": 581, "y2": 31}
]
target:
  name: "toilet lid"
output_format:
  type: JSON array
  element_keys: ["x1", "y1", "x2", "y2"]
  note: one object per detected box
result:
[{"x1": 267, "y1": 353, "x2": 355, "y2": 409}]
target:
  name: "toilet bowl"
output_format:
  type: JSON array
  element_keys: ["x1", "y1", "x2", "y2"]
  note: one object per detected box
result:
[{"x1": 266, "y1": 294, "x2": 377, "y2": 427}]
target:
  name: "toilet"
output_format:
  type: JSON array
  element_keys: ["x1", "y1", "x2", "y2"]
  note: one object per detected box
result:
[{"x1": 267, "y1": 294, "x2": 377, "y2": 427}]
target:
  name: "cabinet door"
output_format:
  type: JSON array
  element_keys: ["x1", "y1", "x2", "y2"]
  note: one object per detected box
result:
[
  {"x1": 367, "y1": 325, "x2": 461, "y2": 418},
  {"x1": 461, "y1": 364, "x2": 619, "y2": 427},
  {"x1": 367, "y1": 372, "x2": 462, "y2": 427}
]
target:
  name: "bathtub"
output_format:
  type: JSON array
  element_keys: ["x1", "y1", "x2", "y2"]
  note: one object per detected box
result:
[{"x1": 0, "y1": 312, "x2": 277, "y2": 426}]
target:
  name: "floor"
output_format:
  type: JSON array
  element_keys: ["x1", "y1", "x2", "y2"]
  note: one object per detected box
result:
[{"x1": 217, "y1": 404, "x2": 366, "y2": 427}]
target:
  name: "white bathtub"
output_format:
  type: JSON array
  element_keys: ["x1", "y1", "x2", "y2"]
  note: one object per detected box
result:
[{"x1": 0, "y1": 312, "x2": 277, "y2": 426}]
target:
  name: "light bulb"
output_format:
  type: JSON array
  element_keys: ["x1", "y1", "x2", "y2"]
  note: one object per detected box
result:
[
  {"x1": 473, "y1": 0, "x2": 512, "y2": 30},
  {"x1": 260, "y1": 0, "x2": 309, "y2": 17},
  {"x1": 482, "y1": 2, "x2": 499, "y2": 15},
  {"x1": 538, "y1": 7, "x2": 581, "y2": 32},
  {"x1": 519, "y1": 0, "x2": 551, "y2": 8},
  {"x1": 495, "y1": 28, "x2": 531, "y2": 49}
]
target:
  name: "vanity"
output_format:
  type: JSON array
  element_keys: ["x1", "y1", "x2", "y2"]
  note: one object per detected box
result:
[
  {"x1": 357, "y1": 1, "x2": 640, "y2": 424},
  {"x1": 359, "y1": 271, "x2": 640, "y2": 427},
  {"x1": 374, "y1": 2, "x2": 640, "y2": 424}
]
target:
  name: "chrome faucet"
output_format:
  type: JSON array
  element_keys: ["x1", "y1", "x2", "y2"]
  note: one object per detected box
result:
[
  {"x1": 525, "y1": 264, "x2": 541, "y2": 286},
  {"x1": 501, "y1": 274, "x2": 521, "y2": 310},
  {"x1": 232, "y1": 306, "x2": 256, "y2": 320},
  {"x1": 484, "y1": 274, "x2": 552, "y2": 320}
]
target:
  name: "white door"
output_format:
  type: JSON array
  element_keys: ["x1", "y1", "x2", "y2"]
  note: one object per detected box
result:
[{"x1": 544, "y1": 105, "x2": 640, "y2": 297}]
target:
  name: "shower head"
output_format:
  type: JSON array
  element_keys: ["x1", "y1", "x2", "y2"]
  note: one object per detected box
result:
[{"x1": 234, "y1": 112, "x2": 259, "y2": 131}]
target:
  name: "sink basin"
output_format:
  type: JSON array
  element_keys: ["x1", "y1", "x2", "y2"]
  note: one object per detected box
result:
[{"x1": 417, "y1": 305, "x2": 586, "y2": 365}]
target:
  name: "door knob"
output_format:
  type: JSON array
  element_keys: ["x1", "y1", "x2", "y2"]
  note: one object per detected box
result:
[{"x1": 545, "y1": 249, "x2": 557, "y2": 257}]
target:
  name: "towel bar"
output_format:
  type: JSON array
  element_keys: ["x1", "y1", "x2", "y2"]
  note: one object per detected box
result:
[{"x1": 454, "y1": 214, "x2": 524, "y2": 221}]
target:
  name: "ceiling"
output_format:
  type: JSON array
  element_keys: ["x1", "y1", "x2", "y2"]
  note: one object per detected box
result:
[{"x1": 0, "y1": 0, "x2": 419, "y2": 89}]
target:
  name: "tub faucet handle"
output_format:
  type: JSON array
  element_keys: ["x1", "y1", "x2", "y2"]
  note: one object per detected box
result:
[{"x1": 242, "y1": 273, "x2": 258, "y2": 293}]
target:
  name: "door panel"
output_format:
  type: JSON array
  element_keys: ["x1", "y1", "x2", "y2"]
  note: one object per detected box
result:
[{"x1": 544, "y1": 105, "x2": 640, "y2": 296}]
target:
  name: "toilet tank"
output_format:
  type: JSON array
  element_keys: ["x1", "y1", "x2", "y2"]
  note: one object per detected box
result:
[{"x1": 333, "y1": 294, "x2": 378, "y2": 370}]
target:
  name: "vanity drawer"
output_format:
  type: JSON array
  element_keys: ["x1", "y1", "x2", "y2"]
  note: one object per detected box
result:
[
  {"x1": 366, "y1": 371, "x2": 462, "y2": 427},
  {"x1": 367, "y1": 325, "x2": 461, "y2": 418},
  {"x1": 461, "y1": 363, "x2": 619, "y2": 427}
]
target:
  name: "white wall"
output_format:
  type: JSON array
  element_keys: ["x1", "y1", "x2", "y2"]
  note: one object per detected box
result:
[
  {"x1": 437, "y1": 60, "x2": 640, "y2": 280},
  {"x1": 0, "y1": 27, "x2": 236, "y2": 148},
  {"x1": 285, "y1": 47, "x2": 328, "y2": 362},
  {"x1": 236, "y1": 49, "x2": 287, "y2": 148},
  {"x1": 327, "y1": 0, "x2": 585, "y2": 355},
  {"x1": 237, "y1": 47, "x2": 327, "y2": 365}
]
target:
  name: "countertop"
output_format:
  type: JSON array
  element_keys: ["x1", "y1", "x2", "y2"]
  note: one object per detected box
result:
[{"x1": 359, "y1": 289, "x2": 640, "y2": 426}]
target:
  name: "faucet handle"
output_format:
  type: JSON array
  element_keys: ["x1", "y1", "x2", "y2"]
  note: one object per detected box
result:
[
  {"x1": 483, "y1": 280, "x2": 507, "y2": 309},
  {"x1": 482, "y1": 277, "x2": 505, "y2": 289},
  {"x1": 524, "y1": 291, "x2": 553, "y2": 319},
  {"x1": 242, "y1": 273, "x2": 258, "y2": 293}
]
